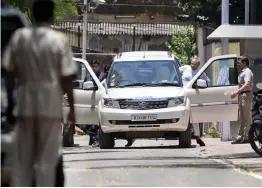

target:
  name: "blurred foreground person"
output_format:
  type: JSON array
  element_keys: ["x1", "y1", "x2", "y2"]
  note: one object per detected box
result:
[{"x1": 3, "y1": 0, "x2": 77, "y2": 186}]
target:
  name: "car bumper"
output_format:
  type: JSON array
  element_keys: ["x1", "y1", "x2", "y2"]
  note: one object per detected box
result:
[{"x1": 99, "y1": 105, "x2": 190, "y2": 133}]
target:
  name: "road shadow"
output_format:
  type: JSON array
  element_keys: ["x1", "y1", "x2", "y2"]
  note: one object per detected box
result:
[
  {"x1": 65, "y1": 156, "x2": 204, "y2": 162},
  {"x1": 209, "y1": 152, "x2": 262, "y2": 159},
  {"x1": 64, "y1": 163, "x2": 238, "y2": 170},
  {"x1": 63, "y1": 151, "x2": 129, "y2": 155},
  {"x1": 114, "y1": 144, "x2": 197, "y2": 149}
]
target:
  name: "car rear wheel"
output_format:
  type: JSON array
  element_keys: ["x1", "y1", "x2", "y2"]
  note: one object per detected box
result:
[
  {"x1": 99, "y1": 126, "x2": 115, "y2": 149},
  {"x1": 179, "y1": 123, "x2": 192, "y2": 148},
  {"x1": 63, "y1": 124, "x2": 75, "y2": 147}
]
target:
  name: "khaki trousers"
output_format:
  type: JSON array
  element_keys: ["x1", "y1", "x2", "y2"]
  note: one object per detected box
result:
[
  {"x1": 237, "y1": 92, "x2": 253, "y2": 140},
  {"x1": 11, "y1": 117, "x2": 61, "y2": 187}
]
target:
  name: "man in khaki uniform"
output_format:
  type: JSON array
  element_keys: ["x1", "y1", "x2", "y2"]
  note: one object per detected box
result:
[
  {"x1": 231, "y1": 56, "x2": 253, "y2": 144},
  {"x1": 3, "y1": 0, "x2": 77, "y2": 186}
]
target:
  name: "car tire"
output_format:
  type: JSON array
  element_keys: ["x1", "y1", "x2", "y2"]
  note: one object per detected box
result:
[
  {"x1": 63, "y1": 124, "x2": 74, "y2": 147},
  {"x1": 99, "y1": 126, "x2": 115, "y2": 149},
  {"x1": 179, "y1": 123, "x2": 192, "y2": 148}
]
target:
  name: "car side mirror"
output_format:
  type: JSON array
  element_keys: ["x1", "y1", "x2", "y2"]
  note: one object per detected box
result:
[
  {"x1": 83, "y1": 81, "x2": 98, "y2": 90},
  {"x1": 194, "y1": 79, "x2": 208, "y2": 89}
]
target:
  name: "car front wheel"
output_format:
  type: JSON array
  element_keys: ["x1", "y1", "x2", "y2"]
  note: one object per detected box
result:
[
  {"x1": 99, "y1": 126, "x2": 115, "y2": 149},
  {"x1": 179, "y1": 123, "x2": 192, "y2": 148}
]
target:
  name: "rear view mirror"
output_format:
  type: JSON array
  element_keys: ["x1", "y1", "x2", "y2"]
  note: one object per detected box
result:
[
  {"x1": 83, "y1": 81, "x2": 98, "y2": 90},
  {"x1": 195, "y1": 79, "x2": 207, "y2": 89}
]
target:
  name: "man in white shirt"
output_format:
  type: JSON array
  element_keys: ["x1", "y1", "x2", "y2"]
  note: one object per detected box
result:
[
  {"x1": 179, "y1": 56, "x2": 210, "y2": 146},
  {"x1": 3, "y1": 0, "x2": 77, "y2": 186}
]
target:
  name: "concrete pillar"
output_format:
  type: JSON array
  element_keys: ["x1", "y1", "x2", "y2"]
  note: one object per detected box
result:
[
  {"x1": 196, "y1": 28, "x2": 205, "y2": 67},
  {"x1": 245, "y1": 0, "x2": 250, "y2": 24},
  {"x1": 220, "y1": 0, "x2": 231, "y2": 142}
]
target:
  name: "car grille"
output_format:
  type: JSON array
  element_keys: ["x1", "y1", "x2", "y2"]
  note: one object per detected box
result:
[
  {"x1": 119, "y1": 100, "x2": 168, "y2": 110},
  {"x1": 109, "y1": 119, "x2": 179, "y2": 125}
]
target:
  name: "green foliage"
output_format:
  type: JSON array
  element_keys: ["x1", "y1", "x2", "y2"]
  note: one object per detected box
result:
[
  {"x1": 8, "y1": 0, "x2": 32, "y2": 20},
  {"x1": 165, "y1": 27, "x2": 197, "y2": 65},
  {"x1": 54, "y1": 0, "x2": 78, "y2": 20},
  {"x1": 7, "y1": 0, "x2": 78, "y2": 21}
]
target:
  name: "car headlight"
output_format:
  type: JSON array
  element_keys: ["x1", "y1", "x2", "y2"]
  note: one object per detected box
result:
[
  {"x1": 168, "y1": 97, "x2": 184, "y2": 107},
  {"x1": 103, "y1": 98, "x2": 120, "y2": 108}
]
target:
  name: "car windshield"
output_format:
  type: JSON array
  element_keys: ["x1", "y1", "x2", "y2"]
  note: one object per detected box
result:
[{"x1": 107, "y1": 60, "x2": 182, "y2": 88}]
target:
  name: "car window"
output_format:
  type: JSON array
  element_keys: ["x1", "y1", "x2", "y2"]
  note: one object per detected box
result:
[
  {"x1": 73, "y1": 61, "x2": 92, "y2": 89},
  {"x1": 198, "y1": 58, "x2": 238, "y2": 87},
  {"x1": 107, "y1": 60, "x2": 182, "y2": 88}
]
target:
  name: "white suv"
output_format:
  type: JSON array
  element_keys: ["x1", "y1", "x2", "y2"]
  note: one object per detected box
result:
[{"x1": 63, "y1": 52, "x2": 239, "y2": 149}]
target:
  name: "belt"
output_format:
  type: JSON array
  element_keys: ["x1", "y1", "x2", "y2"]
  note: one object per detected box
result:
[{"x1": 239, "y1": 90, "x2": 251, "y2": 95}]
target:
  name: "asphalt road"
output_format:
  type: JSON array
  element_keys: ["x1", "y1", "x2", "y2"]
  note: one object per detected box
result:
[{"x1": 63, "y1": 136, "x2": 262, "y2": 187}]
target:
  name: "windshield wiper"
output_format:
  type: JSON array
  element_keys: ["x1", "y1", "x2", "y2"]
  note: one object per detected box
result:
[
  {"x1": 118, "y1": 83, "x2": 153, "y2": 88},
  {"x1": 117, "y1": 82, "x2": 180, "y2": 88},
  {"x1": 149, "y1": 83, "x2": 181, "y2": 87}
]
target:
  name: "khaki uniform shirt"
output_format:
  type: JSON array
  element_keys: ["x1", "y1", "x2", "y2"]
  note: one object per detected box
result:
[
  {"x1": 3, "y1": 25, "x2": 77, "y2": 118},
  {"x1": 238, "y1": 67, "x2": 253, "y2": 91}
]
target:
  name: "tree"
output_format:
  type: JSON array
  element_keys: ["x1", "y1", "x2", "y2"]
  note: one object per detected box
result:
[
  {"x1": 54, "y1": 0, "x2": 78, "y2": 20},
  {"x1": 177, "y1": 0, "x2": 245, "y2": 28},
  {"x1": 165, "y1": 27, "x2": 197, "y2": 65},
  {"x1": 8, "y1": 0, "x2": 32, "y2": 20},
  {"x1": 8, "y1": 0, "x2": 78, "y2": 21}
]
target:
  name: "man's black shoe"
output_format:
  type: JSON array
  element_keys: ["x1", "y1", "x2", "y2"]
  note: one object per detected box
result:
[
  {"x1": 92, "y1": 140, "x2": 99, "y2": 147},
  {"x1": 196, "y1": 139, "x2": 205, "y2": 147},
  {"x1": 125, "y1": 139, "x2": 135, "y2": 147}
]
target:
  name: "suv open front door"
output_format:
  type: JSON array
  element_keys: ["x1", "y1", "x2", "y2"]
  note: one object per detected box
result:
[
  {"x1": 62, "y1": 58, "x2": 105, "y2": 125},
  {"x1": 185, "y1": 54, "x2": 239, "y2": 123}
]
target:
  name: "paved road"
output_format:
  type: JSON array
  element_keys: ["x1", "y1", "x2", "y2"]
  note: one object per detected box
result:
[{"x1": 63, "y1": 136, "x2": 262, "y2": 187}]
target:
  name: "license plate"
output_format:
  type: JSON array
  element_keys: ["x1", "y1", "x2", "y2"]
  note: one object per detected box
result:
[{"x1": 131, "y1": 114, "x2": 157, "y2": 121}]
